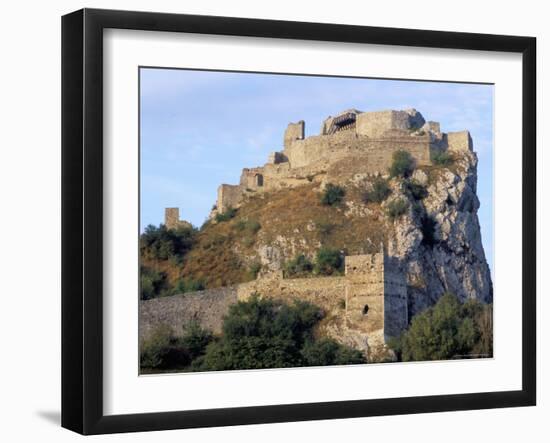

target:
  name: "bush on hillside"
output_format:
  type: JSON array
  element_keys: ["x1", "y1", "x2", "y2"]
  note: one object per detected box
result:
[
  {"x1": 386, "y1": 199, "x2": 409, "y2": 219},
  {"x1": 284, "y1": 254, "x2": 314, "y2": 278},
  {"x1": 235, "y1": 218, "x2": 261, "y2": 234},
  {"x1": 140, "y1": 224, "x2": 196, "y2": 260},
  {"x1": 389, "y1": 150, "x2": 414, "y2": 178},
  {"x1": 314, "y1": 247, "x2": 344, "y2": 276},
  {"x1": 172, "y1": 277, "x2": 205, "y2": 295},
  {"x1": 215, "y1": 207, "x2": 238, "y2": 222},
  {"x1": 320, "y1": 183, "x2": 345, "y2": 206},
  {"x1": 431, "y1": 149, "x2": 454, "y2": 166},
  {"x1": 363, "y1": 177, "x2": 392, "y2": 203},
  {"x1": 140, "y1": 322, "x2": 213, "y2": 371},
  {"x1": 140, "y1": 266, "x2": 169, "y2": 300}
]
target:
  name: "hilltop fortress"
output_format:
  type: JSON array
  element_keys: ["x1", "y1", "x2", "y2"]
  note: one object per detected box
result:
[
  {"x1": 213, "y1": 108, "x2": 472, "y2": 216},
  {"x1": 146, "y1": 107, "x2": 492, "y2": 361}
]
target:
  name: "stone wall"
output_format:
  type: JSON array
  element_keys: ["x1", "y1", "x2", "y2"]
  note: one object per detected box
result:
[
  {"x1": 237, "y1": 275, "x2": 347, "y2": 313},
  {"x1": 139, "y1": 253, "x2": 409, "y2": 355},
  {"x1": 355, "y1": 109, "x2": 425, "y2": 138},
  {"x1": 139, "y1": 286, "x2": 238, "y2": 341},
  {"x1": 284, "y1": 131, "x2": 431, "y2": 172}
]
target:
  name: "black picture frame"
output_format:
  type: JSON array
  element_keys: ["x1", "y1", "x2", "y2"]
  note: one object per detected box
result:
[{"x1": 61, "y1": 8, "x2": 537, "y2": 435}]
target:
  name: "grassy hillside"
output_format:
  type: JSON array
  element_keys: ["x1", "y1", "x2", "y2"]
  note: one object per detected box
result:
[
  {"x1": 140, "y1": 150, "x2": 460, "y2": 299},
  {"x1": 141, "y1": 180, "x2": 392, "y2": 297}
]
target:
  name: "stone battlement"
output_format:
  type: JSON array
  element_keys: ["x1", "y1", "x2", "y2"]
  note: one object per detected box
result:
[{"x1": 213, "y1": 107, "x2": 473, "y2": 214}]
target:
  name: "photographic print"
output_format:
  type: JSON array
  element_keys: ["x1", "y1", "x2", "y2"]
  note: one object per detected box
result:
[{"x1": 138, "y1": 68, "x2": 494, "y2": 374}]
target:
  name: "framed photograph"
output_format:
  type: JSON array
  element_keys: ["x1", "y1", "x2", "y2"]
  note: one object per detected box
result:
[{"x1": 62, "y1": 8, "x2": 536, "y2": 435}]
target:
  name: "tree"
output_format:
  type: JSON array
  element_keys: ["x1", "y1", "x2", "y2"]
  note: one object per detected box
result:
[
  {"x1": 390, "y1": 293, "x2": 493, "y2": 362},
  {"x1": 196, "y1": 295, "x2": 366, "y2": 371},
  {"x1": 140, "y1": 223, "x2": 196, "y2": 260}
]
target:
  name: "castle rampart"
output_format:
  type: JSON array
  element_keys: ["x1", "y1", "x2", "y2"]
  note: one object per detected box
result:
[{"x1": 213, "y1": 107, "x2": 471, "y2": 220}]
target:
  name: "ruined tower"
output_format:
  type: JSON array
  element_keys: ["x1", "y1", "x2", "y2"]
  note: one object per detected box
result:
[
  {"x1": 344, "y1": 253, "x2": 408, "y2": 352},
  {"x1": 164, "y1": 208, "x2": 192, "y2": 230}
]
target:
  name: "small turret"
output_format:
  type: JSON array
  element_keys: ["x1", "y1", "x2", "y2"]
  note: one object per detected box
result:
[{"x1": 164, "y1": 208, "x2": 192, "y2": 230}]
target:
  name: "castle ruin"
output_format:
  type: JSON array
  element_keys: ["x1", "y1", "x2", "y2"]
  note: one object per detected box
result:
[
  {"x1": 153, "y1": 107, "x2": 487, "y2": 360},
  {"x1": 164, "y1": 207, "x2": 192, "y2": 230},
  {"x1": 213, "y1": 108, "x2": 472, "y2": 214}
]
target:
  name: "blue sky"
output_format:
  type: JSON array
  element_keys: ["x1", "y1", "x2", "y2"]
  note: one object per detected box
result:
[{"x1": 140, "y1": 68, "x2": 494, "y2": 276}]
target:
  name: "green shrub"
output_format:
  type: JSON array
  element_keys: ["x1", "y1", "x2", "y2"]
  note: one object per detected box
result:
[
  {"x1": 301, "y1": 338, "x2": 365, "y2": 366},
  {"x1": 386, "y1": 199, "x2": 409, "y2": 219},
  {"x1": 140, "y1": 224, "x2": 197, "y2": 260},
  {"x1": 235, "y1": 218, "x2": 261, "y2": 234},
  {"x1": 431, "y1": 149, "x2": 454, "y2": 166},
  {"x1": 364, "y1": 177, "x2": 391, "y2": 203},
  {"x1": 140, "y1": 324, "x2": 173, "y2": 369},
  {"x1": 314, "y1": 247, "x2": 343, "y2": 276},
  {"x1": 404, "y1": 180, "x2": 428, "y2": 200},
  {"x1": 390, "y1": 293, "x2": 493, "y2": 362},
  {"x1": 180, "y1": 321, "x2": 213, "y2": 360},
  {"x1": 321, "y1": 183, "x2": 345, "y2": 206},
  {"x1": 195, "y1": 295, "x2": 365, "y2": 371},
  {"x1": 172, "y1": 277, "x2": 205, "y2": 294},
  {"x1": 389, "y1": 150, "x2": 414, "y2": 178},
  {"x1": 140, "y1": 322, "x2": 213, "y2": 371},
  {"x1": 284, "y1": 254, "x2": 313, "y2": 278},
  {"x1": 140, "y1": 267, "x2": 168, "y2": 300},
  {"x1": 215, "y1": 207, "x2": 238, "y2": 222}
]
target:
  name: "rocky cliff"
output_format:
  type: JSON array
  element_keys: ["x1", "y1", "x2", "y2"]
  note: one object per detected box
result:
[{"x1": 386, "y1": 148, "x2": 492, "y2": 318}]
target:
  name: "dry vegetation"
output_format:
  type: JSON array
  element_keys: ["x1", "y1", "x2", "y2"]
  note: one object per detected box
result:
[{"x1": 145, "y1": 181, "x2": 390, "y2": 291}]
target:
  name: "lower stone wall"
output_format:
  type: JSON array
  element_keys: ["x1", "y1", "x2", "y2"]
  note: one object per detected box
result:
[
  {"x1": 139, "y1": 286, "x2": 238, "y2": 341},
  {"x1": 237, "y1": 276, "x2": 347, "y2": 313},
  {"x1": 139, "y1": 254, "x2": 409, "y2": 357}
]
